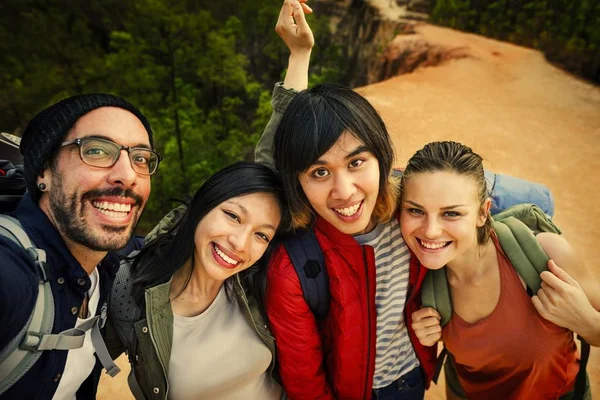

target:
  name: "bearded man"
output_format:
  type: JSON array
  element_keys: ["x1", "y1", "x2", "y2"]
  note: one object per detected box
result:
[{"x1": 0, "y1": 94, "x2": 161, "y2": 399}]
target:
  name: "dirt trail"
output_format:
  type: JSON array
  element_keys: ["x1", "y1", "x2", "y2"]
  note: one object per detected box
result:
[
  {"x1": 356, "y1": 22, "x2": 600, "y2": 399},
  {"x1": 98, "y1": 22, "x2": 600, "y2": 400}
]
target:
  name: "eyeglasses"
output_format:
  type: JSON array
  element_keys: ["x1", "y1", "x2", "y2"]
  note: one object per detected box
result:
[{"x1": 61, "y1": 137, "x2": 162, "y2": 176}]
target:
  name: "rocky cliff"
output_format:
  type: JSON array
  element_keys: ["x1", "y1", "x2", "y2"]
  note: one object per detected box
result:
[{"x1": 315, "y1": 0, "x2": 462, "y2": 87}]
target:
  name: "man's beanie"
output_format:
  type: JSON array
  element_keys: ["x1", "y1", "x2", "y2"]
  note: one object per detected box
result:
[{"x1": 20, "y1": 93, "x2": 154, "y2": 202}]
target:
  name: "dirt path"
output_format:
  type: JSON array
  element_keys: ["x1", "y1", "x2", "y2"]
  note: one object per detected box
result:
[
  {"x1": 356, "y1": 23, "x2": 600, "y2": 399},
  {"x1": 98, "y1": 22, "x2": 600, "y2": 400}
]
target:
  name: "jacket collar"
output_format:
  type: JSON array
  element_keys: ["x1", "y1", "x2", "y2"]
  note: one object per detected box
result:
[{"x1": 314, "y1": 217, "x2": 362, "y2": 247}]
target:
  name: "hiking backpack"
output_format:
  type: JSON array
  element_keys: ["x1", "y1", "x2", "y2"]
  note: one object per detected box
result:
[
  {"x1": 0, "y1": 132, "x2": 26, "y2": 213},
  {"x1": 420, "y1": 204, "x2": 590, "y2": 400},
  {"x1": 0, "y1": 219, "x2": 121, "y2": 395}
]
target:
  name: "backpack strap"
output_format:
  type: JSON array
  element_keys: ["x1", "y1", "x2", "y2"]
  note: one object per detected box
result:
[
  {"x1": 492, "y1": 216, "x2": 549, "y2": 294},
  {"x1": 0, "y1": 216, "x2": 120, "y2": 395},
  {"x1": 420, "y1": 267, "x2": 452, "y2": 385},
  {"x1": 108, "y1": 255, "x2": 147, "y2": 399},
  {"x1": 109, "y1": 254, "x2": 143, "y2": 352},
  {"x1": 283, "y1": 230, "x2": 329, "y2": 320},
  {"x1": 0, "y1": 215, "x2": 54, "y2": 395},
  {"x1": 421, "y1": 268, "x2": 452, "y2": 328}
]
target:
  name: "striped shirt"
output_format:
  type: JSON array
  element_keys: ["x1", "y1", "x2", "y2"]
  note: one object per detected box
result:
[{"x1": 355, "y1": 218, "x2": 419, "y2": 389}]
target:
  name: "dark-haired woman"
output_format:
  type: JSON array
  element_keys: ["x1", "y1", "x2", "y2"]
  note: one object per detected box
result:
[{"x1": 106, "y1": 162, "x2": 290, "y2": 399}]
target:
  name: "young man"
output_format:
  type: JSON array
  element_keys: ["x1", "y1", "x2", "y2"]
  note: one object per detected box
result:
[{"x1": 0, "y1": 94, "x2": 161, "y2": 399}]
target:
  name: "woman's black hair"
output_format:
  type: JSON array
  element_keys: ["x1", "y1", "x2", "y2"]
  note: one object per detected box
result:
[
  {"x1": 273, "y1": 83, "x2": 396, "y2": 228},
  {"x1": 130, "y1": 161, "x2": 289, "y2": 312}
]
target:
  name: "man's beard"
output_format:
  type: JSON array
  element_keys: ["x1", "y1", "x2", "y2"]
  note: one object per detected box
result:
[{"x1": 48, "y1": 173, "x2": 145, "y2": 252}]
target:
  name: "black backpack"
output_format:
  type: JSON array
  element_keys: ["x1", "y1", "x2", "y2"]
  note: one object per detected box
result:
[{"x1": 0, "y1": 132, "x2": 26, "y2": 213}]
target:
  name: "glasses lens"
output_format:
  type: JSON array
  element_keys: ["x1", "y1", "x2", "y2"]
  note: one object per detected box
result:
[
  {"x1": 80, "y1": 139, "x2": 119, "y2": 167},
  {"x1": 129, "y1": 149, "x2": 159, "y2": 175}
]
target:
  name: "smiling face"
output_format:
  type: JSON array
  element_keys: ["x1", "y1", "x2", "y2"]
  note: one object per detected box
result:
[
  {"x1": 193, "y1": 192, "x2": 281, "y2": 282},
  {"x1": 400, "y1": 171, "x2": 490, "y2": 270},
  {"x1": 299, "y1": 131, "x2": 380, "y2": 235},
  {"x1": 38, "y1": 107, "x2": 152, "y2": 251}
]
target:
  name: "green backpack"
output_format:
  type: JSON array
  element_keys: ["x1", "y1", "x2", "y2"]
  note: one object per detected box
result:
[{"x1": 420, "y1": 204, "x2": 590, "y2": 400}]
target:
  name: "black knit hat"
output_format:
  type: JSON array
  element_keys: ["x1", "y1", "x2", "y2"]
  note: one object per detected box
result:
[{"x1": 20, "y1": 93, "x2": 154, "y2": 202}]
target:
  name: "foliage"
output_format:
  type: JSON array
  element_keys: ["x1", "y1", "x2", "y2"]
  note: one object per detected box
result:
[
  {"x1": 430, "y1": 0, "x2": 600, "y2": 83},
  {"x1": 0, "y1": 0, "x2": 343, "y2": 232}
]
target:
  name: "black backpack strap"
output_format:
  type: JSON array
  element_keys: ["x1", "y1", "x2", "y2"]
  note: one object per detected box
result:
[
  {"x1": 109, "y1": 255, "x2": 143, "y2": 356},
  {"x1": 283, "y1": 230, "x2": 329, "y2": 320},
  {"x1": 432, "y1": 346, "x2": 447, "y2": 384},
  {"x1": 574, "y1": 335, "x2": 590, "y2": 400}
]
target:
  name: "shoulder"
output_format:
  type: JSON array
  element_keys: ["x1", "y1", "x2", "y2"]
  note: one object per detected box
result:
[
  {"x1": 536, "y1": 232, "x2": 578, "y2": 268},
  {"x1": 0, "y1": 236, "x2": 38, "y2": 289},
  {"x1": 0, "y1": 237, "x2": 38, "y2": 348},
  {"x1": 267, "y1": 243, "x2": 301, "y2": 283}
]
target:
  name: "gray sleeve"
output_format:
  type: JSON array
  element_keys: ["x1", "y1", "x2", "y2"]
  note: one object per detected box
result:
[{"x1": 254, "y1": 82, "x2": 299, "y2": 170}]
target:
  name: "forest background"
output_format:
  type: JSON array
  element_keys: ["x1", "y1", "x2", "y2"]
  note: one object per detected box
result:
[{"x1": 1, "y1": 0, "x2": 598, "y2": 232}]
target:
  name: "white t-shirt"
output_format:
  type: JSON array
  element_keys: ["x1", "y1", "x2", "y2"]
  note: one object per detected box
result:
[
  {"x1": 168, "y1": 286, "x2": 282, "y2": 400},
  {"x1": 52, "y1": 268, "x2": 100, "y2": 400}
]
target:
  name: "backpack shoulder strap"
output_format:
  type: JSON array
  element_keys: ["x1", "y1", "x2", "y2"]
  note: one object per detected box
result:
[
  {"x1": 420, "y1": 266, "x2": 452, "y2": 385},
  {"x1": 421, "y1": 267, "x2": 452, "y2": 328},
  {"x1": 283, "y1": 230, "x2": 330, "y2": 320},
  {"x1": 0, "y1": 215, "x2": 55, "y2": 395},
  {"x1": 0, "y1": 216, "x2": 121, "y2": 395},
  {"x1": 109, "y1": 255, "x2": 143, "y2": 354},
  {"x1": 492, "y1": 215, "x2": 550, "y2": 294},
  {"x1": 492, "y1": 203, "x2": 560, "y2": 235}
]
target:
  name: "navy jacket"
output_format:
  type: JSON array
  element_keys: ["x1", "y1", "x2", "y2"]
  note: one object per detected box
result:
[{"x1": 0, "y1": 194, "x2": 133, "y2": 399}]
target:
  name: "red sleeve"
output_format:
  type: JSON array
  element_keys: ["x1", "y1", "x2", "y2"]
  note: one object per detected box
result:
[{"x1": 266, "y1": 246, "x2": 335, "y2": 400}]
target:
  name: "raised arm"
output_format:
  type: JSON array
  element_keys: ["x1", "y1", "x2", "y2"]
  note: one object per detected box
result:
[
  {"x1": 254, "y1": 0, "x2": 314, "y2": 168},
  {"x1": 532, "y1": 233, "x2": 600, "y2": 346},
  {"x1": 266, "y1": 248, "x2": 335, "y2": 399},
  {"x1": 278, "y1": 0, "x2": 314, "y2": 91}
]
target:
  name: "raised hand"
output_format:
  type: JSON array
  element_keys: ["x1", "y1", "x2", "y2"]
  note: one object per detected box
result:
[
  {"x1": 532, "y1": 259, "x2": 600, "y2": 343},
  {"x1": 276, "y1": 0, "x2": 314, "y2": 55},
  {"x1": 411, "y1": 307, "x2": 443, "y2": 347}
]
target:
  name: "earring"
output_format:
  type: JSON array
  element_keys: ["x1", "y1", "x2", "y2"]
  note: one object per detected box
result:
[{"x1": 38, "y1": 182, "x2": 47, "y2": 191}]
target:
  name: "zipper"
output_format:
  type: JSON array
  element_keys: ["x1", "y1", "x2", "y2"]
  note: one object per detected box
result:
[
  {"x1": 362, "y1": 247, "x2": 372, "y2": 400},
  {"x1": 145, "y1": 290, "x2": 169, "y2": 399}
]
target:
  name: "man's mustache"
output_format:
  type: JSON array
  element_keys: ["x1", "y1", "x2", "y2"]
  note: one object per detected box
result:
[{"x1": 81, "y1": 187, "x2": 144, "y2": 208}]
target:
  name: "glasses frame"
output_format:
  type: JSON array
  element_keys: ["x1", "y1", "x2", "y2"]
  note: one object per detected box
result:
[{"x1": 60, "y1": 137, "x2": 162, "y2": 176}]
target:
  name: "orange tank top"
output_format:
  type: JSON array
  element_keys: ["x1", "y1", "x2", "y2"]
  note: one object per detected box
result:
[{"x1": 442, "y1": 234, "x2": 579, "y2": 400}]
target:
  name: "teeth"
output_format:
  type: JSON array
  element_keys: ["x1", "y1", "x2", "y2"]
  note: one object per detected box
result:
[
  {"x1": 334, "y1": 202, "x2": 361, "y2": 217},
  {"x1": 420, "y1": 240, "x2": 449, "y2": 250},
  {"x1": 213, "y1": 244, "x2": 239, "y2": 266},
  {"x1": 92, "y1": 201, "x2": 132, "y2": 213},
  {"x1": 96, "y1": 208, "x2": 128, "y2": 218}
]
